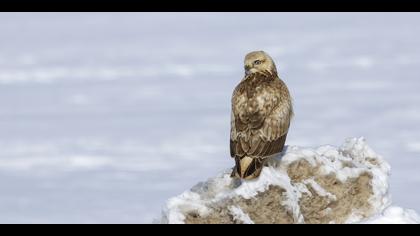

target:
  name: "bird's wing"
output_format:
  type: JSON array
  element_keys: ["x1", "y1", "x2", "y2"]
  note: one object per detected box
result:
[
  {"x1": 250, "y1": 103, "x2": 291, "y2": 159},
  {"x1": 230, "y1": 78, "x2": 292, "y2": 159}
]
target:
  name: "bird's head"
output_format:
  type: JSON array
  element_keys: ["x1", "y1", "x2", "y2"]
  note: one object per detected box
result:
[{"x1": 244, "y1": 51, "x2": 277, "y2": 77}]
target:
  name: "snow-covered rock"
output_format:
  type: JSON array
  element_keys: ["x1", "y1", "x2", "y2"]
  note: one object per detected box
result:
[{"x1": 160, "y1": 137, "x2": 420, "y2": 224}]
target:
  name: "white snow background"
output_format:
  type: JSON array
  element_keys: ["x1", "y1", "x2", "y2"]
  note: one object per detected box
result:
[{"x1": 0, "y1": 13, "x2": 419, "y2": 223}]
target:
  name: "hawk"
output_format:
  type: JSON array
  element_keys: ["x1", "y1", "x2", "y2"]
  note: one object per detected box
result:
[{"x1": 230, "y1": 51, "x2": 293, "y2": 180}]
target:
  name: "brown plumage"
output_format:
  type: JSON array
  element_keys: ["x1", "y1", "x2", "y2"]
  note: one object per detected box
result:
[{"x1": 230, "y1": 51, "x2": 293, "y2": 180}]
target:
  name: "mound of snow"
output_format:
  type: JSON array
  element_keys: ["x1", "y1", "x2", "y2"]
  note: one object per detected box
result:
[
  {"x1": 362, "y1": 206, "x2": 420, "y2": 224},
  {"x1": 160, "y1": 137, "x2": 420, "y2": 224}
]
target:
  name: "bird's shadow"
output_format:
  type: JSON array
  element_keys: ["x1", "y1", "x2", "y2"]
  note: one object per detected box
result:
[
  {"x1": 273, "y1": 145, "x2": 289, "y2": 161},
  {"x1": 263, "y1": 145, "x2": 289, "y2": 168}
]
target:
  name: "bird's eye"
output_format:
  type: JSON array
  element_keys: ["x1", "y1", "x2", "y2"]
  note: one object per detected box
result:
[{"x1": 254, "y1": 60, "x2": 262, "y2": 65}]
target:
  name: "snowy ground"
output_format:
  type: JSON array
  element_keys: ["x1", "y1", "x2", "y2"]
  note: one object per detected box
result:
[
  {"x1": 0, "y1": 13, "x2": 419, "y2": 223},
  {"x1": 162, "y1": 138, "x2": 420, "y2": 224}
]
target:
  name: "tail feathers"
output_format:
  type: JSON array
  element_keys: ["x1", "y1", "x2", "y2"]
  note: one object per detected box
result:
[{"x1": 232, "y1": 156, "x2": 263, "y2": 180}]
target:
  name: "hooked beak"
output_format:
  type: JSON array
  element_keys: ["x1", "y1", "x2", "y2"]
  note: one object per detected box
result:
[{"x1": 244, "y1": 65, "x2": 251, "y2": 75}]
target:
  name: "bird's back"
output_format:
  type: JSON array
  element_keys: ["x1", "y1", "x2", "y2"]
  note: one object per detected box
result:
[{"x1": 230, "y1": 73, "x2": 292, "y2": 179}]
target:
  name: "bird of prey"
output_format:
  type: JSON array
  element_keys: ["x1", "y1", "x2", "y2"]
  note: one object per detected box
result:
[{"x1": 230, "y1": 51, "x2": 293, "y2": 180}]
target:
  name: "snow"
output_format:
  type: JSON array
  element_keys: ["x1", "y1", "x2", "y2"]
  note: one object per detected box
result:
[
  {"x1": 163, "y1": 191, "x2": 210, "y2": 224},
  {"x1": 302, "y1": 179, "x2": 337, "y2": 201},
  {"x1": 363, "y1": 206, "x2": 420, "y2": 224},
  {"x1": 0, "y1": 13, "x2": 419, "y2": 223},
  {"x1": 229, "y1": 206, "x2": 254, "y2": 224},
  {"x1": 161, "y1": 138, "x2": 418, "y2": 224}
]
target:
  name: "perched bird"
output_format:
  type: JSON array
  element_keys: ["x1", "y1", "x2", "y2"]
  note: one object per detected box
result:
[{"x1": 230, "y1": 51, "x2": 293, "y2": 180}]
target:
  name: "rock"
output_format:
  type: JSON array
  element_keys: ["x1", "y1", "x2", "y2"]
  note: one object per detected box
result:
[{"x1": 160, "y1": 137, "x2": 419, "y2": 224}]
